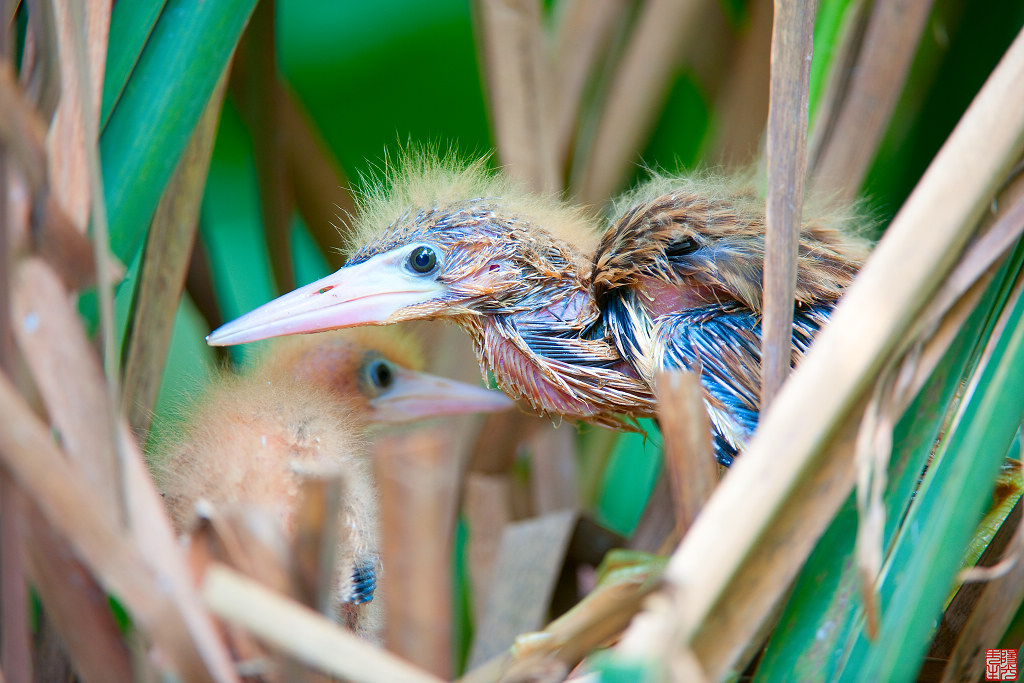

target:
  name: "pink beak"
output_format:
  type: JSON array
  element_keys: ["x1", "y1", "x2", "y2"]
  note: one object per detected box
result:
[
  {"x1": 371, "y1": 366, "x2": 514, "y2": 423},
  {"x1": 207, "y1": 251, "x2": 444, "y2": 347}
]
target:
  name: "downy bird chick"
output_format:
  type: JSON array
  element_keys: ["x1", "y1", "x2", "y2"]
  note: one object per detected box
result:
[
  {"x1": 154, "y1": 326, "x2": 513, "y2": 637},
  {"x1": 590, "y1": 172, "x2": 869, "y2": 463}
]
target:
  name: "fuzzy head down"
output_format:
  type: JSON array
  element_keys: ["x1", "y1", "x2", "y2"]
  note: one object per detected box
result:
[{"x1": 591, "y1": 169, "x2": 871, "y2": 313}]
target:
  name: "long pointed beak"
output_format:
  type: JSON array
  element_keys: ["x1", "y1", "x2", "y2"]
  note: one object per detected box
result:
[
  {"x1": 207, "y1": 253, "x2": 444, "y2": 347},
  {"x1": 371, "y1": 367, "x2": 514, "y2": 424}
]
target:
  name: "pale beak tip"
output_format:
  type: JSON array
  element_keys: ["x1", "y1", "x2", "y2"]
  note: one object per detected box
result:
[
  {"x1": 205, "y1": 328, "x2": 228, "y2": 347},
  {"x1": 205, "y1": 321, "x2": 251, "y2": 347}
]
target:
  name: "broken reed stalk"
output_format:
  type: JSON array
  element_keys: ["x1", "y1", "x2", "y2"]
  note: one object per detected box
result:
[
  {"x1": 0, "y1": 370, "x2": 238, "y2": 682},
  {"x1": 203, "y1": 564, "x2": 446, "y2": 683},
  {"x1": 46, "y1": 0, "x2": 110, "y2": 232},
  {"x1": 549, "y1": 0, "x2": 625, "y2": 169},
  {"x1": 234, "y1": 0, "x2": 295, "y2": 294},
  {"x1": 12, "y1": 263, "x2": 239, "y2": 680},
  {"x1": 810, "y1": 0, "x2": 936, "y2": 198},
  {"x1": 903, "y1": 172, "x2": 1024, "y2": 351},
  {"x1": 847, "y1": 170, "x2": 1024, "y2": 639},
  {"x1": 0, "y1": 68, "x2": 30, "y2": 682},
  {"x1": 67, "y1": 0, "x2": 128, "y2": 525},
  {"x1": 853, "y1": 340, "x2": 918, "y2": 639},
  {"x1": 23, "y1": 508, "x2": 134, "y2": 682},
  {"x1": 475, "y1": 0, "x2": 558, "y2": 193},
  {"x1": 467, "y1": 510, "x2": 578, "y2": 669},
  {"x1": 575, "y1": 0, "x2": 708, "y2": 203},
  {"x1": 528, "y1": 424, "x2": 579, "y2": 514},
  {"x1": 12, "y1": 272, "x2": 132, "y2": 682},
  {"x1": 555, "y1": 371, "x2": 718, "y2": 679},
  {"x1": 706, "y1": 0, "x2": 773, "y2": 168},
  {"x1": 12, "y1": 259, "x2": 122, "y2": 524},
  {"x1": 653, "y1": 370, "x2": 717, "y2": 536},
  {"x1": 462, "y1": 556, "x2": 663, "y2": 683},
  {"x1": 464, "y1": 472, "x2": 513, "y2": 626},
  {"x1": 374, "y1": 429, "x2": 459, "y2": 678},
  {"x1": 123, "y1": 70, "x2": 227, "y2": 440},
  {"x1": 761, "y1": 0, "x2": 816, "y2": 409},
  {"x1": 619, "y1": 24, "x2": 1024, "y2": 680}
]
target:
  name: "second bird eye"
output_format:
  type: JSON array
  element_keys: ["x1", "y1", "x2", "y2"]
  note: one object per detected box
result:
[
  {"x1": 366, "y1": 359, "x2": 395, "y2": 392},
  {"x1": 666, "y1": 236, "x2": 701, "y2": 258},
  {"x1": 409, "y1": 246, "x2": 438, "y2": 274}
]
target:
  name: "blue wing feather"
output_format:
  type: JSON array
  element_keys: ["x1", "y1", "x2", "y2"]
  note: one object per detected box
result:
[
  {"x1": 653, "y1": 303, "x2": 831, "y2": 466},
  {"x1": 346, "y1": 560, "x2": 377, "y2": 605}
]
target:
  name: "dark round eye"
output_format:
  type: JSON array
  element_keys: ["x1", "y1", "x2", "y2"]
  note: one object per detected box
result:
[
  {"x1": 666, "y1": 236, "x2": 700, "y2": 258},
  {"x1": 408, "y1": 245, "x2": 438, "y2": 274},
  {"x1": 366, "y1": 359, "x2": 395, "y2": 392}
]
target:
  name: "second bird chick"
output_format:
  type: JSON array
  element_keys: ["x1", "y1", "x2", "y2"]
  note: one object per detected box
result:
[
  {"x1": 591, "y1": 172, "x2": 871, "y2": 463},
  {"x1": 153, "y1": 327, "x2": 512, "y2": 639}
]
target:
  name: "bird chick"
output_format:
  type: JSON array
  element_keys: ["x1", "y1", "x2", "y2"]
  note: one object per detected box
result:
[
  {"x1": 591, "y1": 172, "x2": 870, "y2": 463},
  {"x1": 156, "y1": 368, "x2": 382, "y2": 637},
  {"x1": 154, "y1": 327, "x2": 513, "y2": 638},
  {"x1": 593, "y1": 172, "x2": 866, "y2": 316},
  {"x1": 263, "y1": 326, "x2": 515, "y2": 424},
  {"x1": 208, "y1": 155, "x2": 655, "y2": 428},
  {"x1": 206, "y1": 155, "x2": 869, "y2": 463}
]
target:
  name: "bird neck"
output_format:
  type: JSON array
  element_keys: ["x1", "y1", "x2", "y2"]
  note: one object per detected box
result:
[
  {"x1": 457, "y1": 285, "x2": 656, "y2": 427},
  {"x1": 597, "y1": 288, "x2": 656, "y2": 385}
]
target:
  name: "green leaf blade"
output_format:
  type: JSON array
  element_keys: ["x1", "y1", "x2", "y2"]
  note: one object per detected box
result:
[
  {"x1": 100, "y1": 0, "x2": 168, "y2": 129},
  {"x1": 101, "y1": 0, "x2": 258, "y2": 265}
]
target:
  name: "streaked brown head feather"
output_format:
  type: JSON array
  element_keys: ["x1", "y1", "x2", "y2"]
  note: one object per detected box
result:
[{"x1": 592, "y1": 170, "x2": 871, "y2": 312}]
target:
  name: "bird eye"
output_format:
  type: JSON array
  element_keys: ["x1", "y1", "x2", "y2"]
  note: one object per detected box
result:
[
  {"x1": 408, "y1": 245, "x2": 438, "y2": 274},
  {"x1": 365, "y1": 358, "x2": 395, "y2": 393},
  {"x1": 666, "y1": 236, "x2": 701, "y2": 258}
]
